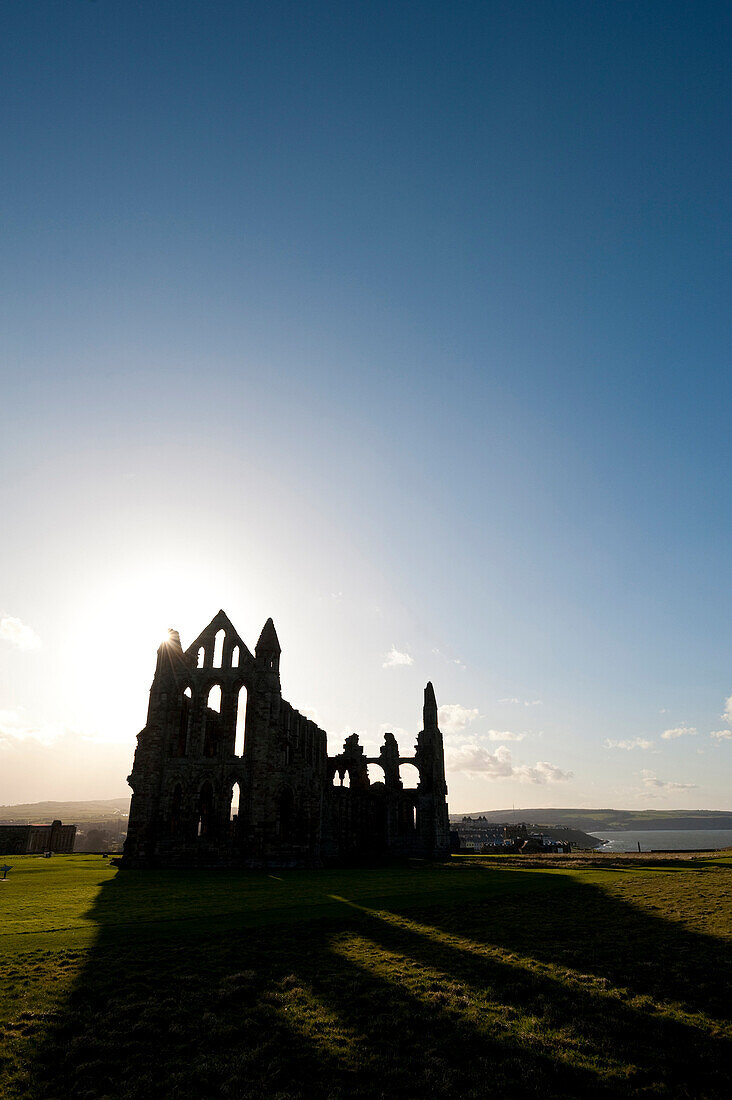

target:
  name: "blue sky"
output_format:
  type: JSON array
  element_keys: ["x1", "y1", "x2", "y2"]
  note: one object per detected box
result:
[{"x1": 1, "y1": 1, "x2": 731, "y2": 810}]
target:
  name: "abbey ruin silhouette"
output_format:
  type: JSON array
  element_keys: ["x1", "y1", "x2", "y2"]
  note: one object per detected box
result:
[{"x1": 122, "y1": 611, "x2": 450, "y2": 866}]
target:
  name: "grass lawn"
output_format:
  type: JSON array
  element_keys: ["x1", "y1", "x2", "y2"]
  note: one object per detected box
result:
[{"x1": 1, "y1": 853, "x2": 731, "y2": 1098}]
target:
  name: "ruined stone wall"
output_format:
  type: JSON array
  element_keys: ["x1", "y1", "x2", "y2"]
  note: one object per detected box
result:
[{"x1": 123, "y1": 611, "x2": 450, "y2": 868}]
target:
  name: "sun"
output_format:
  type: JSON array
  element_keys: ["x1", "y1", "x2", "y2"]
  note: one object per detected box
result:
[{"x1": 63, "y1": 560, "x2": 232, "y2": 742}]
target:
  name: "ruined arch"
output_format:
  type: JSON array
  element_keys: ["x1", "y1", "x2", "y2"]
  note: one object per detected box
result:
[
  {"x1": 367, "y1": 762, "x2": 385, "y2": 786},
  {"x1": 203, "y1": 684, "x2": 222, "y2": 758},
  {"x1": 213, "y1": 629, "x2": 225, "y2": 668},
  {"x1": 399, "y1": 762, "x2": 420, "y2": 789},
  {"x1": 173, "y1": 686, "x2": 193, "y2": 757},
  {"x1": 396, "y1": 790, "x2": 418, "y2": 836},
  {"x1": 234, "y1": 684, "x2": 247, "y2": 757},
  {"x1": 229, "y1": 780, "x2": 240, "y2": 822}
]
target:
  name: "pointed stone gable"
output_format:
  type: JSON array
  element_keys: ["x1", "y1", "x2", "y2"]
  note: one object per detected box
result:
[{"x1": 256, "y1": 617, "x2": 281, "y2": 655}]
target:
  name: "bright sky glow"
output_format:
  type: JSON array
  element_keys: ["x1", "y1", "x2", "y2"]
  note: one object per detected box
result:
[{"x1": 1, "y1": 2, "x2": 731, "y2": 810}]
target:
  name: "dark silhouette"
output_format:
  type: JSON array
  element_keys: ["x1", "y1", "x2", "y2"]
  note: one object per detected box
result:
[{"x1": 123, "y1": 612, "x2": 450, "y2": 867}]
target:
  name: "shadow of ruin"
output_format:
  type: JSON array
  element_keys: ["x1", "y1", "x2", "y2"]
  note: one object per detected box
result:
[{"x1": 20, "y1": 857, "x2": 732, "y2": 1098}]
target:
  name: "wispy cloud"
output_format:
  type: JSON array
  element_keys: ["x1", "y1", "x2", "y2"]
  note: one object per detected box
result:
[
  {"x1": 710, "y1": 729, "x2": 732, "y2": 741},
  {"x1": 641, "y1": 769, "x2": 697, "y2": 792},
  {"x1": 661, "y1": 726, "x2": 697, "y2": 740},
  {"x1": 498, "y1": 697, "x2": 542, "y2": 707},
  {"x1": 431, "y1": 647, "x2": 465, "y2": 668},
  {"x1": 724, "y1": 695, "x2": 732, "y2": 725},
  {"x1": 0, "y1": 616, "x2": 40, "y2": 651},
  {"x1": 438, "y1": 703, "x2": 479, "y2": 734},
  {"x1": 446, "y1": 743, "x2": 572, "y2": 784},
  {"x1": 382, "y1": 646, "x2": 414, "y2": 668},
  {"x1": 604, "y1": 737, "x2": 654, "y2": 751},
  {"x1": 487, "y1": 729, "x2": 526, "y2": 742},
  {"x1": 378, "y1": 724, "x2": 409, "y2": 740}
]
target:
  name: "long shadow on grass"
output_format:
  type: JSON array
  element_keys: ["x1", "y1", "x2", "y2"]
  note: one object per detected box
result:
[{"x1": 23, "y1": 860, "x2": 732, "y2": 1100}]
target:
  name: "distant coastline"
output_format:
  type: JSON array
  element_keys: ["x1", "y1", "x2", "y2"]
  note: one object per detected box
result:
[
  {"x1": 594, "y1": 828, "x2": 732, "y2": 853},
  {"x1": 451, "y1": 807, "x2": 732, "y2": 832}
]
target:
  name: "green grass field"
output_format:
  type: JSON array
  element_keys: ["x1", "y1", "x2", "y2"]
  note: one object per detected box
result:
[{"x1": 1, "y1": 854, "x2": 731, "y2": 1098}]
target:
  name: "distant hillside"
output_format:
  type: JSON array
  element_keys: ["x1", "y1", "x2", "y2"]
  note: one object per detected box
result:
[
  {"x1": 450, "y1": 808, "x2": 732, "y2": 831},
  {"x1": 0, "y1": 797, "x2": 130, "y2": 823}
]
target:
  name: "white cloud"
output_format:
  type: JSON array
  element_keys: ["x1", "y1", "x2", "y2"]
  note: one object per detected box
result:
[
  {"x1": 710, "y1": 729, "x2": 732, "y2": 741},
  {"x1": 436, "y1": 706, "x2": 527, "y2": 742},
  {"x1": 0, "y1": 616, "x2": 41, "y2": 651},
  {"x1": 382, "y1": 646, "x2": 414, "y2": 668},
  {"x1": 446, "y1": 744, "x2": 514, "y2": 778},
  {"x1": 661, "y1": 726, "x2": 697, "y2": 740},
  {"x1": 519, "y1": 760, "x2": 573, "y2": 784},
  {"x1": 604, "y1": 738, "x2": 654, "y2": 751},
  {"x1": 438, "y1": 703, "x2": 479, "y2": 734},
  {"x1": 446, "y1": 743, "x2": 572, "y2": 784},
  {"x1": 724, "y1": 696, "x2": 732, "y2": 724},
  {"x1": 378, "y1": 724, "x2": 409, "y2": 740},
  {"x1": 498, "y1": 697, "x2": 542, "y2": 707},
  {"x1": 640, "y1": 769, "x2": 697, "y2": 792}
]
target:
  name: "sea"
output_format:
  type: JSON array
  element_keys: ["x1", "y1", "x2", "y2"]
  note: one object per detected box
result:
[{"x1": 593, "y1": 829, "x2": 732, "y2": 853}]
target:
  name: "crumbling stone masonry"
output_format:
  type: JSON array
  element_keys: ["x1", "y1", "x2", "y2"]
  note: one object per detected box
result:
[{"x1": 122, "y1": 611, "x2": 450, "y2": 867}]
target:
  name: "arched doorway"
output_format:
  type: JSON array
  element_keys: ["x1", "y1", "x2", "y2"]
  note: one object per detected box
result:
[
  {"x1": 230, "y1": 781, "x2": 240, "y2": 822},
  {"x1": 203, "y1": 686, "x2": 221, "y2": 758},
  {"x1": 234, "y1": 685, "x2": 247, "y2": 757}
]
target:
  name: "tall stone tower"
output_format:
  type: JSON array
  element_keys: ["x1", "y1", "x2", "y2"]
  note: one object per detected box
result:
[{"x1": 415, "y1": 682, "x2": 451, "y2": 855}]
